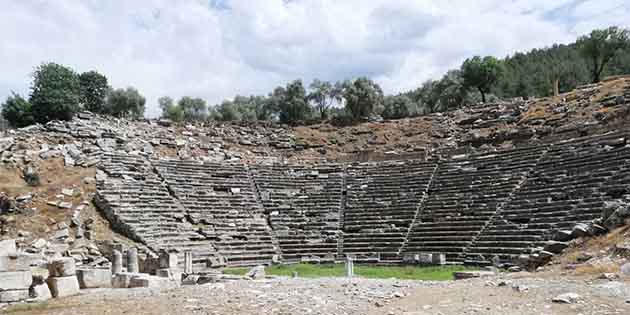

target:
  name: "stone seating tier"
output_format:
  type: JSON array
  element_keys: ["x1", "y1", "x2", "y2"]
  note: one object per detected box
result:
[{"x1": 94, "y1": 131, "x2": 630, "y2": 265}]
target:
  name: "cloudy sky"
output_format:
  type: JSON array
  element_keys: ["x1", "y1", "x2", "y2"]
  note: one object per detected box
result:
[{"x1": 1, "y1": 0, "x2": 629, "y2": 117}]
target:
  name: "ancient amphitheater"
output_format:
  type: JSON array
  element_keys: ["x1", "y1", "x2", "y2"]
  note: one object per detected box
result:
[
  {"x1": 2, "y1": 78, "x2": 630, "y2": 314},
  {"x1": 95, "y1": 131, "x2": 629, "y2": 267}
]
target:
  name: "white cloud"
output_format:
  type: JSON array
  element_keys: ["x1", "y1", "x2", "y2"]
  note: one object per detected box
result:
[{"x1": 0, "y1": 0, "x2": 628, "y2": 117}]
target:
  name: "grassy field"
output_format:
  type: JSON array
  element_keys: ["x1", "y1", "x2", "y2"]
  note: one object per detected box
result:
[{"x1": 223, "y1": 264, "x2": 475, "y2": 281}]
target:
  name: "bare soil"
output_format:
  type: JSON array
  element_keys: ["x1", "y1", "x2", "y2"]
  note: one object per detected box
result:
[{"x1": 3, "y1": 274, "x2": 629, "y2": 315}]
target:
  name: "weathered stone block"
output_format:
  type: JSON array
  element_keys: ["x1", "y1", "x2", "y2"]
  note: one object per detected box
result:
[
  {"x1": 0, "y1": 270, "x2": 32, "y2": 290},
  {"x1": 543, "y1": 241, "x2": 569, "y2": 254},
  {"x1": 111, "y1": 272, "x2": 142, "y2": 288},
  {"x1": 431, "y1": 253, "x2": 446, "y2": 265},
  {"x1": 402, "y1": 253, "x2": 418, "y2": 263},
  {"x1": 156, "y1": 268, "x2": 182, "y2": 281},
  {"x1": 77, "y1": 269, "x2": 112, "y2": 289},
  {"x1": 30, "y1": 283, "x2": 52, "y2": 301},
  {"x1": 453, "y1": 270, "x2": 495, "y2": 280},
  {"x1": 46, "y1": 276, "x2": 80, "y2": 298},
  {"x1": 418, "y1": 253, "x2": 433, "y2": 264},
  {"x1": 0, "y1": 239, "x2": 16, "y2": 256},
  {"x1": 0, "y1": 255, "x2": 30, "y2": 272},
  {"x1": 245, "y1": 265, "x2": 265, "y2": 280},
  {"x1": 159, "y1": 253, "x2": 178, "y2": 269},
  {"x1": 0, "y1": 289, "x2": 29, "y2": 302},
  {"x1": 48, "y1": 257, "x2": 76, "y2": 277},
  {"x1": 128, "y1": 275, "x2": 179, "y2": 289}
]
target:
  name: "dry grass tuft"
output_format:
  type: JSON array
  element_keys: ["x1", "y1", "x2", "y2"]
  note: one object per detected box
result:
[{"x1": 556, "y1": 225, "x2": 629, "y2": 275}]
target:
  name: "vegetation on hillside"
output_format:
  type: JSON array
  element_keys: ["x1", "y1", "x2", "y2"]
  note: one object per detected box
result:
[
  {"x1": 1, "y1": 63, "x2": 145, "y2": 128},
  {"x1": 2, "y1": 26, "x2": 629, "y2": 128}
]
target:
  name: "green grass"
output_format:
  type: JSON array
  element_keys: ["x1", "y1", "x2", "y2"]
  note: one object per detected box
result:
[{"x1": 223, "y1": 264, "x2": 476, "y2": 281}]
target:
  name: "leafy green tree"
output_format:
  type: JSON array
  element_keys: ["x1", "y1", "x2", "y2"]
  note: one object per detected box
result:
[
  {"x1": 1, "y1": 93, "x2": 34, "y2": 128},
  {"x1": 577, "y1": 26, "x2": 630, "y2": 83},
  {"x1": 105, "y1": 87, "x2": 145, "y2": 119},
  {"x1": 29, "y1": 62, "x2": 80, "y2": 123},
  {"x1": 79, "y1": 70, "x2": 109, "y2": 113},
  {"x1": 308, "y1": 79, "x2": 342, "y2": 120},
  {"x1": 461, "y1": 56, "x2": 502, "y2": 103},
  {"x1": 342, "y1": 77, "x2": 384, "y2": 120},
  {"x1": 215, "y1": 101, "x2": 242, "y2": 121},
  {"x1": 178, "y1": 96, "x2": 207, "y2": 121},
  {"x1": 382, "y1": 95, "x2": 416, "y2": 119},
  {"x1": 278, "y1": 80, "x2": 310, "y2": 124},
  {"x1": 158, "y1": 96, "x2": 183, "y2": 122}
]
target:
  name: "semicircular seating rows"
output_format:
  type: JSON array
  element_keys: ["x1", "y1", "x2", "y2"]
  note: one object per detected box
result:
[{"x1": 95, "y1": 131, "x2": 630, "y2": 267}]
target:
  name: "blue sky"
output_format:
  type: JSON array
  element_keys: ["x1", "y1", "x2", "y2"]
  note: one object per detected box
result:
[{"x1": 1, "y1": 0, "x2": 629, "y2": 117}]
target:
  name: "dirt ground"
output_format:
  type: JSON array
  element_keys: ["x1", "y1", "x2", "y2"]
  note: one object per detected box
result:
[{"x1": 3, "y1": 273, "x2": 629, "y2": 315}]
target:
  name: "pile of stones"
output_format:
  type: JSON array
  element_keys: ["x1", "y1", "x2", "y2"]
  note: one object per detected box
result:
[{"x1": 0, "y1": 111, "x2": 297, "y2": 169}]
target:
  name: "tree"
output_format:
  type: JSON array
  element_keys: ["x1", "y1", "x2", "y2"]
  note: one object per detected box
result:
[
  {"x1": 577, "y1": 26, "x2": 630, "y2": 83},
  {"x1": 461, "y1": 56, "x2": 502, "y2": 103},
  {"x1": 308, "y1": 79, "x2": 342, "y2": 120},
  {"x1": 278, "y1": 80, "x2": 310, "y2": 124},
  {"x1": 178, "y1": 96, "x2": 207, "y2": 121},
  {"x1": 342, "y1": 77, "x2": 384, "y2": 120},
  {"x1": 1, "y1": 93, "x2": 34, "y2": 128},
  {"x1": 29, "y1": 62, "x2": 80, "y2": 123},
  {"x1": 79, "y1": 70, "x2": 109, "y2": 113},
  {"x1": 215, "y1": 101, "x2": 242, "y2": 121},
  {"x1": 158, "y1": 96, "x2": 183, "y2": 122},
  {"x1": 105, "y1": 87, "x2": 145, "y2": 119},
  {"x1": 382, "y1": 95, "x2": 415, "y2": 119},
  {"x1": 433, "y1": 70, "x2": 470, "y2": 111}
]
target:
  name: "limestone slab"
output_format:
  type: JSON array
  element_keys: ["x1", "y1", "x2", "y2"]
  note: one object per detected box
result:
[
  {"x1": 47, "y1": 276, "x2": 80, "y2": 298},
  {"x1": 0, "y1": 289, "x2": 29, "y2": 303},
  {"x1": 0, "y1": 270, "x2": 32, "y2": 290},
  {"x1": 30, "y1": 283, "x2": 52, "y2": 301},
  {"x1": 0, "y1": 239, "x2": 16, "y2": 256},
  {"x1": 111, "y1": 272, "x2": 143, "y2": 288},
  {"x1": 77, "y1": 268, "x2": 112, "y2": 289},
  {"x1": 0, "y1": 255, "x2": 30, "y2": 272}
]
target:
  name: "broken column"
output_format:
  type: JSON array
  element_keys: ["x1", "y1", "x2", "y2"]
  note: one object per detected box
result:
[
  {"x1": 112, "y1": 250, "x2": 123, "y2": 274},
  {"x1": 0, "y1": 239, "x2": 32, "y2": 303},
  {"x1": 184, "y1": 251, "x2": 193, "y2": 275},
  {"x1": 345, "y1": 256, "x2": 354, "y2": 278},
  {"x1": 127, "y1": 248, "x2": 139, "y2": 273},
  {"x1": 46, "y1": 257, "x2": 80, "y2": 298}
]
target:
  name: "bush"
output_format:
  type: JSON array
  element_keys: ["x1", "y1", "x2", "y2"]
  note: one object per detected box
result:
[{"x1": 1, "y1": 93, "x2": 34, "y2": 128}]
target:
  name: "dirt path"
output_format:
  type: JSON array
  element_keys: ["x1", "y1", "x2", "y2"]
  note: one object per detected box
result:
[{"x1": 3, "y1": 276, "x2": 629, "y2": 315}]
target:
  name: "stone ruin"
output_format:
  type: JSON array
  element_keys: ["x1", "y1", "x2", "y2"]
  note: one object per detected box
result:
[
  {"x1": 93, "y1": 130, "x2": 630, "y2": 269},
  {"x1": 1, "y1": 77, "x2": 630, "y2": 307}
]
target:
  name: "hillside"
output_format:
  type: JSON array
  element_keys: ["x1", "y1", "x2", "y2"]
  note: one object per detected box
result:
[{"x1": 1, "y1": 75, "x2": 630, "y2": 267}]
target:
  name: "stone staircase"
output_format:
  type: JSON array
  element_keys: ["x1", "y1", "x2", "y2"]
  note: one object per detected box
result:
[
  {"x1": 250, "y1": 163, "x2": 343, "y2": 263},
  {"x1": 342, "y1": 160, "x2": 436, "y2": 262},
  {"x1": 153, "y1": 160, "x2": 277, "y2": 267},
  {"x1": 464, "y1": 133, "x2": 630, "y2": 263},
  {"x1": 95, "y1": 153, "x2": 218, "y2": 267},
  {"x1": 403, "y1": 146, "x2": 546, "y2": 263}
]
